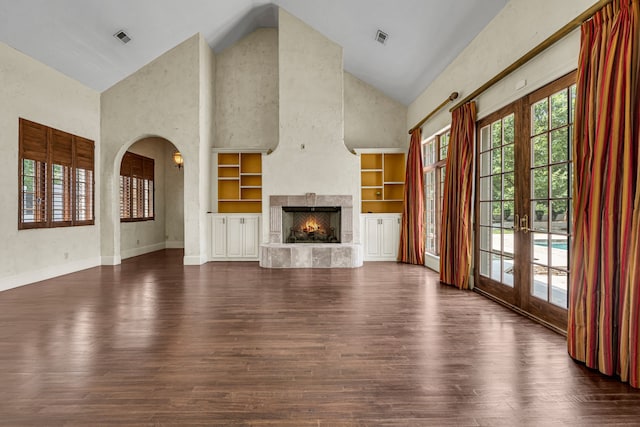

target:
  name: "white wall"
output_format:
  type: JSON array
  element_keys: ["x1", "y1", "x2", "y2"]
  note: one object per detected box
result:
[
  {"x1": 344, "y1": 72, "x2": 408, "y2": 150},
  {"x1": 0, "y1": 41, "x2": 101, "y2": 291},
  {"x1": 262, "y1": 9, "x2": 360, "y2": 243},
  {"x1": 409, "y1": 0, "x2": 599, "y2": 138},
  {"x1": 409, "y1": 0, "x2": 599, "y2": 272},
  {"x1": 215, "y1": 28, "x2": 278, "y2": 150},
  {"x1": 101, "y1": 33, "x2": 213, "y2": 266}
]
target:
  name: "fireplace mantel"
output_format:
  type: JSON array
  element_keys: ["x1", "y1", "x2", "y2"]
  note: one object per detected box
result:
[{"x1": 260, "y1": 194, "x2": 362, "y2": 268}]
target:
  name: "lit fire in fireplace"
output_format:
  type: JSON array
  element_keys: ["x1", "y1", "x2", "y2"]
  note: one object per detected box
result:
[
  {"x1": 303, "y1": 219, "x2": 320, "y2": 233},
  {"x1": 282, "y1": 206, "x2": 341, "y2": 243}
]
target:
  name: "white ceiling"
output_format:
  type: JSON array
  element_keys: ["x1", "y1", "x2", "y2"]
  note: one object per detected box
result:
[{"x1": 0, "y1": 0, "x2": 508, "y2": 105}]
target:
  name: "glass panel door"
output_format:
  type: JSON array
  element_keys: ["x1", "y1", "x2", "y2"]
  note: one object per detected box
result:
[
  {"x1": 476, "y1": 107, "x2": 517, "y2": 304},
  {"x1": 523, "y1": 80, "x2": 575, "y2": 326},
  {"x1": 474, "y1": 72, "x2": 576, "y2": 330}
]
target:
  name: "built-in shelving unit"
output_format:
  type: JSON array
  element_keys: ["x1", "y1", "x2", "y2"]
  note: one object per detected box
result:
[
  {"x1": 360, "y1": 151, "x2": 405, "y2": 213},
  {"x1": 217, "y1": 152, "x2": 262, "y2": 213}
]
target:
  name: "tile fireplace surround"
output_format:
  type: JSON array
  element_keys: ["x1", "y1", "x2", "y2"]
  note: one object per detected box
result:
[{"x1": 259, "y1": 194, "x2": 363, "y2": 268}]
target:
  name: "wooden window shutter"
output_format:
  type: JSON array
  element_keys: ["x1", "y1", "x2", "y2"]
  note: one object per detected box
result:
[
  {"x1": 50, "y1": 129, "x2": 73, "y2": 166},
  {"x1": 142, "y1": 157, "x2": 154, "y2": 181},
  {"x1": 131, "y1": 155, "x2": 143, "y2": 178},
  {"x1": 74, "y1": 136, "x2": 95, "y2": 225},
  {"x1": 19, "y1": 119, "x2": 48, "y2": 162},
  {"x1": 75, "y1": 137, "x2": 94, "y2": 171}
]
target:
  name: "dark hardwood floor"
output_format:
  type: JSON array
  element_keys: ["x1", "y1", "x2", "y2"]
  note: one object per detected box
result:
[{"x1": 0, "y1": 249, "x2": 638, "y2": 426}]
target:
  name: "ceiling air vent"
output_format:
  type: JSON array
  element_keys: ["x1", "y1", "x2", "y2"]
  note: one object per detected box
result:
[
  {"x1": 375, "y1": 29, "x2": 388, "y2": 45},
  {"x1": 114, "y1": 30, "x2": 131, "y2": 44}
]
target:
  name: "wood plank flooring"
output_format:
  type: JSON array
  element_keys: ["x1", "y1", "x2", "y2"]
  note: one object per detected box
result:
[{"x1": 0, "y1": 249, "x2": 639, "y2": 426}]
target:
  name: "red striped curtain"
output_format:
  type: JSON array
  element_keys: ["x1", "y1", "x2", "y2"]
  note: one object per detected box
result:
[
  {"x1": 568, "y1": 0, "x2": 640, "y2": 388},
  {"x1": 440, "y1": 102, "x2": 476, "y2": 289},
  {"x1": 398, "y1": 129, "x2": 425, "y2": 265}
]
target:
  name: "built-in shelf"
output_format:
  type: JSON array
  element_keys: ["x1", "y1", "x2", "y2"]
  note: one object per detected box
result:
[
  {"x1": 217, "y1": 152, "x2": 262, "y2": 213},
  {"x1": 359, "y1": 152, "x2": 406, "y2": 213}
]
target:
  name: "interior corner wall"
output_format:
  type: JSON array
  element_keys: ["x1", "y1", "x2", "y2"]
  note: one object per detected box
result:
[
  {"x1": 214, "y1": 28, "x2": 278, "y2": 150},
  {"x1": 344, "y1": 72, "x2": 408, "y2": 150},
  {"x1": 262, "y1": 8, "x2": 360, "y2": 243},
  {"x1": 0, "y1": 41, "x2": 101, "y2": 291},
  {"x1": 164, "y1": 143, "x2": 185, "y2": 247},
  {"x1": 409, "y1": 0, "x2": 599, "y2": 272},
  {"x1": 408, "y1": 0, "x2": 599, "y2": 139},
  {"x1": 100, "y1": 33, "x2": 206, "y2": 266},
  {"x1": 198, "y1": 35, "x2": 215, "y2": 256}
]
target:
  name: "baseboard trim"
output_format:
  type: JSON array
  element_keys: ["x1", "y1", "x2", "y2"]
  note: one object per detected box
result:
[
  {"x1": 101, "y1": 255, "x2": 122, "y2": 266},
  {"x1": 121, "y1": 243, "x2": 166, "y2": 260},
  {"x1": 0, "y1": 257, "x2": 101, "y2": 293},
  {"x1": 165, "y1": 240, "x2": 184, "y2": 249},
  {"x1": 183, "y1": 255, "x2": 207, "y2": 265}
]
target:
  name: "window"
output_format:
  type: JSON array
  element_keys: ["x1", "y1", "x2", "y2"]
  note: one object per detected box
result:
[
  {"x1": 423, "y1": 127, "x2": 450, "y2": 256},
  {"x1": 120, "y1": 151, "x2": 154, "y2": 221},
  {"x1": 19, "y1": 118, "x2": 94, "y2": 229}
]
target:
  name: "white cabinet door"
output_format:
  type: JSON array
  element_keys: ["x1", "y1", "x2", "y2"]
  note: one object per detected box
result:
[
  {"x1": 241, "y1": 216, "x2": 260, "y2": 258},
  {"x1": 362, "y1": 214, "x2": 401, "y2": 261},
  {"x1": 380, "y1": 216, "x2": 400, "y2": 259},
  {"x1": 364, "y1": 217, "x2": 382, "y2": 258},
  {"x1": 226, "y1": 217, "x2": 244, "y2": 258},
  {"x1": 209, "y1": 214, "x2": 260, "y2": 260},
  {"x1": 211, "y1": 216, "x2": 227, "y2": 259}
]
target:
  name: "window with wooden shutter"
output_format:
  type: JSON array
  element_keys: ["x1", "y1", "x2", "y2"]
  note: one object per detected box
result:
[
  {"x1": 75, "y1": 137, "x2": 94, "y2": 225},
  {"x1": 18, "y1": 118, "x2": 94, "y2": 229},
  {"x1": 120, "y1": 151, "x2": 154, "y2": 222},
  {"x1": 19, "y1": 120, "x2": 48, "y2": 227}
]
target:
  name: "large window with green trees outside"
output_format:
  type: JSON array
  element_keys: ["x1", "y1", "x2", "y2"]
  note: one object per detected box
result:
[{"x1": 423, "y1": 127, "x2": 450, "y2": 256}]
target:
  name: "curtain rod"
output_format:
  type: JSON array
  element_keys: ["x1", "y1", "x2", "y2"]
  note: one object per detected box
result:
[
  {"x1": 408, "y1": 92, "x2": 458, "y2": 134},
  {"x1": 449, "y1": 0, "x2": 613, "y2": 112}
]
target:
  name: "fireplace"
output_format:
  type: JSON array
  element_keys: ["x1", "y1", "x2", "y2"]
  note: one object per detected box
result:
[
  {"x1": 260, "y1": 194, "x2": 362, "y2": 268},
  {"x1": 283, "y1": 206, "x2": 341, "y2": 243}
]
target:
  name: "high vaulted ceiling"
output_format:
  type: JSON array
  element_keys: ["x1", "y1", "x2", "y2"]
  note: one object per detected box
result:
[{"x1": 0, "y1": 0, "x2": 508, "y2": 105}]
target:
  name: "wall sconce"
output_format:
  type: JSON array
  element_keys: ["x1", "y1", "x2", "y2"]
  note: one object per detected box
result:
[{"x1": 172, "y1": 151, "x2": 184, "y2": 169}]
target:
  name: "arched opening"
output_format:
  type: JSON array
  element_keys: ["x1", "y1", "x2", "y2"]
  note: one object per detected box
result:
[{"x1": 117, "y1": 136, "x2": 185, "y2": 260}]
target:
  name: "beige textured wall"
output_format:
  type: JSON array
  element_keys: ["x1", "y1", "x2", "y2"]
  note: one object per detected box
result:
[
  {"x1": 164, "y1": 143, "x2": 185, "y2": 246},
  {"x1": 0, "y1": 41, "x2": 101, "y2": 291},
  {"x1": 215, "y1": 28, "x2": 278, "y2": 150},
  {"x1": 198, "y1": 35, "x2": 215, "y2": 249},
  {"x1": 344, "y1": 72, "x2": 408, "y2": 150},
  {"x1": 262, "y1": 9, "x2": 360, "y2": 242},
  {"x1": 409, "y1": 0, "x2": 599, "y2": 139},
  {"x1": 101, "y1": 34, "x2": 209, "y2": 265}
]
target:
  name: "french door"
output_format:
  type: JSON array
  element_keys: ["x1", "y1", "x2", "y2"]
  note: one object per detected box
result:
[{"x1": 474, "y1": 72, "x2": 575, "y2": 330}]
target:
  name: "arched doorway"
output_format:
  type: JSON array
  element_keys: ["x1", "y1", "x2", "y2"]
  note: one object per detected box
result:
[{"x1": 117, "y1": 136, "x2": 185, "y2": 260}]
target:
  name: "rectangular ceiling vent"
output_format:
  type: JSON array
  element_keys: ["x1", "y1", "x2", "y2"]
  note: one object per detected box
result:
[
  {"x1": 375, "y1": 29, "x2": 388, "y2": 45},
  {"x1": 114, "y1": 30, "x2": 131, "y2": 44}
]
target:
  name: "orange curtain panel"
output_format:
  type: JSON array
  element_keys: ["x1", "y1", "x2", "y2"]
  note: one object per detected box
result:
[
  {"x1": 398, "y1": 128, "x2": 425, "y2": 265},
  {"x1": 439, "y1": 102, "x2": 476, "y2": 289},
  {"x1": 568, "y1": 0, "x2": 640, "y2": 388}
]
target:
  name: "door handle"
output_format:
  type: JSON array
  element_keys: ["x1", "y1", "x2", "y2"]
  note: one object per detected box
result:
[{"x1": 519, "y1": 214, "x2": 530, "y2": 234}]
